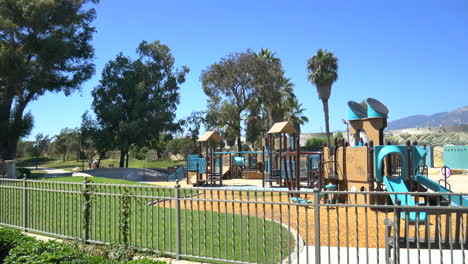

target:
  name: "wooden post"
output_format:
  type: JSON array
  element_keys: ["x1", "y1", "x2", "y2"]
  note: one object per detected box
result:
[
  {"x1": 368, "y1": 141, "x2": 375, "y2": 203},
  {"x1": 279, "y1": 133, "x2": 283, "y2": 186},
  {"x1": 296, "y1": 137, "x2": 300, "y2": 191},
  {"x1": 406, "y1": 140, "x2": 412, "y2": 190},
  {"x1": 386, "y1": 141, "x2": 392, "y2": 176}
]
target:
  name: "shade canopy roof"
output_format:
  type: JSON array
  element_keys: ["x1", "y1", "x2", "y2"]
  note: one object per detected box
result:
[
  {"x1": 197, "y1": 131, "x2": 224, "y2": 142},
  {"x1": 267, "y1": 122, "x2": 298, "y2": 135}
]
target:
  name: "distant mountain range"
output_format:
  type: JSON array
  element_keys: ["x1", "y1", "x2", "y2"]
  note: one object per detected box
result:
[{"x1": 388, "y1": 106, "x2": 468, "y2": 130}]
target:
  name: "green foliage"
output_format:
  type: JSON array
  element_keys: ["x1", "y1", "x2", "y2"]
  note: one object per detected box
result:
[
  {"x1": 305, "y1": 137, "x2": 326, "y2": 150},
  {"x1": 28, "y1": 134, "x2": 50, "y2": 159},
  {"x1": 202, "y1": 49, "x2": 296, "y2": 150},
  {"x1": 181, "y1": 111, "x2": 206, "y2": 140},
  {"x1": 306, "y1": 48, "x2": 339, "y2": 148},
  {"x1": 0, "y1": 229, "x2": 35, "y2": 262},
  {"x1": 165, "y1": 138, "x2": 197, "y2": 160},
  {"x1": 0, "y1": 0, "x2": 97, "y2": 160},
  {"x1": 120, "y1": 188, "x2": 132, "y2": 246},
  {"x1": 335, "y1": 132, "x2": 344, "y2": 139},
  {"x1": 16, "y1": 168, "x2": 31, "y2": 179},
  {"x1": 0, "y1": 229, "x2": 168, "y2": 264},
  {"x1": 110, "y1": 244, "x2": 136, "y2": 262},
  {"x1": 5, "y1": 240, "x2": 83, "y2": 264},
  {"x1": 91, "y1": 41, "x2": 189, "y2": 167},
  {"x1": 306, "y1": 48, "x2": 339, "y2": 88}
]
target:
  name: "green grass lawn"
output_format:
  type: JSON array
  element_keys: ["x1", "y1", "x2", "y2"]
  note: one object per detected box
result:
[
  {"x1": 0, "y1": 180, "x2": 292, "y2": 263},
  {"x1": 17, "y1": 157, "x2": 185, "y2": 171},
  {"x1": 30, "y1": 170, "x2": 47, "y2": 179},
  {"x1": 43, "y1": 176, "x2": 151, "y2": 185}
]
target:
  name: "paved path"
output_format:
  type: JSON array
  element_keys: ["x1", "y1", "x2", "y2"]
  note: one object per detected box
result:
[
  {"x1": 297, "y1": 245, "x2": 467, "y2": 263},
  {"x1": 26, "y1": 167, "x2": 72, "y2": 177}
]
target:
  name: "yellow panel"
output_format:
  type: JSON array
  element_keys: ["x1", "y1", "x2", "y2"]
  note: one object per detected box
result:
[
  {"x1": 433, "y1": 146, "x2": 443, "y2": 168},
  {"x1": 345, "y1": 146, "x2": 368, "y2": 182}
]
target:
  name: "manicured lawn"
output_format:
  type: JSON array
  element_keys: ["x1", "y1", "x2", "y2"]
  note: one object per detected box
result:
[
  {"x1": 43, "y1": 176, "x2": 151, "y2": 185},
  {"x1": 0, "y1": 180, "x2": 292, "y2": 263},
  {"x1": 30, "y1": 170, "x2": 47, "y2": 179},
  {"x1": 17, "y1": 157, "x2": 185, "y2": 171}
]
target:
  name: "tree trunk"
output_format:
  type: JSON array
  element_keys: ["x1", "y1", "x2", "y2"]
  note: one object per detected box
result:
[
  {"x1": 237, "y1": 137, "x2": 242, "y2": 152},
  {"x1": 119, "y1": 148, "x2": 126, "y2": 168},
  {"x1": 322, "y1": 100, "x2": 331, "y2": 148},
  {"x1": 0, "y1": 94, "x2": 14, "y2": 160},
  {"x1": 125, "y1": 151, "x2": 129, "y2": 168},
  {"x1": 62, "y1": 153, "x2": 66, "y2": 161}
]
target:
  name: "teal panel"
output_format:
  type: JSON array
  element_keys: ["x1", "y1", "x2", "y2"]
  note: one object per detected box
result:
[
  {"x1": 289, "y1": 136, "x2": 295, "y2": 150},
  {"x1": 443, "y1": 146, "x2": 468, "y2": 169},
  {"x1": 348, "y1": 107, "x2": 364, "y2": 120},
  {"x1": 168, "y1": 165, "x2": 187, "y2": 181},
  {"x1": 233, "y1": 156, "x2": 244, "y2": 166},
  {"x1": 411, "y1": 146, "x2": 427, "y2": 175},
  {"x1": 198, "y1": 158, "x2": 206, "y2": 174},
  {"x1": 374, "y1": 145, "x2": 408, "y2": 182},
  {"x1": 425, "y1": 146, "x2": 433, "y2": 168},
  {"x1": 187, "y1": 155, "x2": 199, "y2": 171},
  {"x1": 249, "y1": 157, "x2": 256, "y2": 167},
  {"x1": 308, "y1": 155, "x2": 320, "y2": 169}
]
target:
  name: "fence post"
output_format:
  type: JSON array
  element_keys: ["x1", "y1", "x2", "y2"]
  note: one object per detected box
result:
[
  {"x1": 83, "y1": 177, "x2": 91, "y2": 243},
  {"x1": 175, "y1": 179, "x2": 181, "y2": 260},
  {"x1": 22, "y1": 174, "x2": 28, "y2": 232},
  {"x1": 313, "y1": 188, "x2": 321, "y2": 263}
]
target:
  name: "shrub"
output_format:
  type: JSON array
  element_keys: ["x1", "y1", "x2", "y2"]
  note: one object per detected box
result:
[
  {"x1": 16, "y1": 168, "x2": 31, "y2": 179},
  {"x1": 5, "y1": 240, "x2": 84, "y2": 263},
  {"x1": 0, "y1": 229, "x2": 35, "y2": 262}
]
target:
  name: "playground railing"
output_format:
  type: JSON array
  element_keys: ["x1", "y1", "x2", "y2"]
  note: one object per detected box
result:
[{"x1": 0, "y1": 178, "x2": 467, "y2": 264}]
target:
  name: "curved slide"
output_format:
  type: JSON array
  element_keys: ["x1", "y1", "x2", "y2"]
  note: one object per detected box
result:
[
  {"x1": 414, "y1": 174, "x2": 468, "y2": 207},
  {"x1": 383, "y1": 176, "x2": 426, "y2": 222}
]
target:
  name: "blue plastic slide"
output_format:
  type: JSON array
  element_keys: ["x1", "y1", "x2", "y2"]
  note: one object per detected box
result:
[
  {"x1": 414, "y1": 174, "x2": 468, "y2": 207},
  {"x1": 383, "y1": 176, "x2": 426, "y2": 222}
]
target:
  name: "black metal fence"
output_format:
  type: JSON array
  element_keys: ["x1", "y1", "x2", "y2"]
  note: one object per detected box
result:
[{"x1": 0, "y1": 178, "x2": 467, "y2": 263}]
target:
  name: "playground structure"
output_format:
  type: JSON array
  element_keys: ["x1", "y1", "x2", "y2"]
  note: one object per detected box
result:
[
  {"x1": 186, "y1": 97, "x2": 467, "y2": 211},
  {"x1": 187, "y1": 131, "x2": 224, "y2": 186},
  {"x1": 187, "y1": 131, "x2": 267, "y2": 186}
]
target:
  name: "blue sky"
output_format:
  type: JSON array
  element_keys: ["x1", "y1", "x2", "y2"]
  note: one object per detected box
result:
[{"x1": 25, "y1": 0, "x2": 468, "y2": 139}]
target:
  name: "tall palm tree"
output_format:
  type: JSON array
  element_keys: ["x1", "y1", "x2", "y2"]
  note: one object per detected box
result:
[
  {"x1": 285, "y1": 97, "x2": 309, "y2": 135},
  {"x1": 307, "y1": 49, "x2": 338, "y2": 148}
]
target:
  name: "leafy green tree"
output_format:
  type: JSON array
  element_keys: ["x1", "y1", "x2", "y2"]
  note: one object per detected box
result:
[
  {"x1": 307, "y1": 49, "x2": 338, "y2": 148},
  {"x1": 92, "y1": 41, "x2": 188, "y2": 167},
  {"x1": 305, "y1": 137, "x2": 326, "y2": 151},
  {"x1": 256, "y1": 49, "x2": 295, "y2": 130},
  {"x1": 284, "y1": 97, "x2": 309, "y2": 135},
  {"x1": 0, "y1": 0, "x2": 97, "y2": 160},
  {"x1": 80, "y1": 111, "x2": 113, "y2": 166},
  {"x1": 201, "y1": 51, "x2": 260, "y2": 151},
  {"x1": 202, "y1": 49, "x2": 294, "y2": 150},
  {"x1": 29, "y1": 133, "x2": 50, "y2": 168},
  {"x1": 181, "y1": 111, "x2": 206, "y2": 140},
  {"x1": 165, "y1": 138, "x2": 197, "y2": 161},
  {"x1": 53, "y1": 133, "x2": 69, "y2": 161}
]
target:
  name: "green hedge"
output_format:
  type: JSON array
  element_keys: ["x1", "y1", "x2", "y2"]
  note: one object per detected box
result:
[
  {"x1": 0, "y1": 229, "x2": 36, "y2": 262},
  {"x1": 16, "y1": 168, "x2": 32, "y2": 179},
  {"x1": 0, "y1": 228, "x2": 166, "y2": 264}
]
